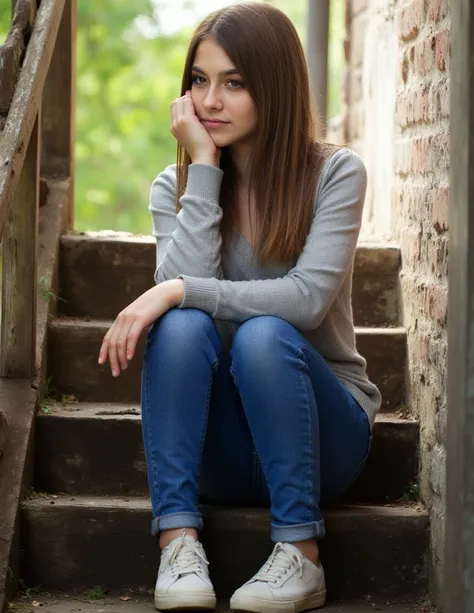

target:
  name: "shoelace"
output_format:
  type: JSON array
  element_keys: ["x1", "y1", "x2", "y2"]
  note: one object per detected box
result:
[
  {"x1": 167, "y1": 530, "x2": 209, "y2": 577},
  {"x1": 253, "y1": 543, "x2": 304, "y2": 584}
]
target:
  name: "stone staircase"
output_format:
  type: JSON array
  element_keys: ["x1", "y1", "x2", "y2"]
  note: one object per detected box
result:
[{"x1": 18, "y1": 232, "x2": 429, "y2": 610}]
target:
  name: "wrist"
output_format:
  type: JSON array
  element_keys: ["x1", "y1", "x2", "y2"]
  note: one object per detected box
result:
[
  {"x1": 191, "y1": 154, "x2": 219, "y2": 167},
  {"x1": 163, "y1": 278, "x2": 185, "y2": 307}
]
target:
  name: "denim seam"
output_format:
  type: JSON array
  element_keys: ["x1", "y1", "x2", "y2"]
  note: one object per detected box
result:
[
  {"x1": 143, "y1": 341, "x2": 161, "y2": 526},
  {"x1": 252, "y1": 450, "x2": 259, "y2": 494},
  {"x1": 193, "y1": 349, "x2": 221, "y2": 512},
  {"x1": 295, "y1": 346, "x2": 316, "y2": 524}
]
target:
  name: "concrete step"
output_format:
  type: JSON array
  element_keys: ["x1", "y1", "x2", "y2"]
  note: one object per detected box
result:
[
  {"x1": 58, "y1": 233, "x2": 401, "y2": 328},
  {"x1": 9, "y1": 593, "x2": 435, "y2": 613},
  {"x1": 47, "y1": 319, "x2": 406, "y2": 412},
  {"x1": 35, "y1": 404, "x2": 418, "y2": 504},
  {"x1": 20, "y1": 497, "x2": 428, "y2": 600}
]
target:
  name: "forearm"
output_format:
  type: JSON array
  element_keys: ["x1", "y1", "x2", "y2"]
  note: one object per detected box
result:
[
  {"x1": 178, "y1": 274, "x2": 331, "y2": 330},
  {"x1": 152, "y1": 164, "x2": 224, "y2": 282}
]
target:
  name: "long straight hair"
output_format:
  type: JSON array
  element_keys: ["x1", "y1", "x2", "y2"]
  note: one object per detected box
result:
[{"x1": 175, "y1": 2, "x2": 338, "y2": 264}]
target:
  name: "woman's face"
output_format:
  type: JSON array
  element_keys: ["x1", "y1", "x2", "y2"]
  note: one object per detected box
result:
[{"x1": 191, "y1": 39, "x2": 258, "y2": 150}]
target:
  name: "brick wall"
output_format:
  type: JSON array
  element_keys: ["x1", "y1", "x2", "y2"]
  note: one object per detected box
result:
[{"x1": 344, "y1": 0, "x2": 451, "y2": 605}]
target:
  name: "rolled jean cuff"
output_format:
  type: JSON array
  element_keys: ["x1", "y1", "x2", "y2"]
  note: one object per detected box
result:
[
  {"x1": 271, "y1": 519, "x2": 326, "y2": 542},
  {"x1": 151, "y1": 512, "x2": 204, "y2": 536}
]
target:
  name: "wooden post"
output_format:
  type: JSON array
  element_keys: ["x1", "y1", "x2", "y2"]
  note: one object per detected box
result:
[
  {"x1": 306, "y1": 0, "x2": 330, "y2": 132},
  {"x1": 41, "y1": 0, "x2": 76, "y2": 229},
  {"x1": 445, "y1": 0, "x2": 474, "y2": 610},
  {"x1": 0, "y1": 113, "x2": 39, "y2": 378}
]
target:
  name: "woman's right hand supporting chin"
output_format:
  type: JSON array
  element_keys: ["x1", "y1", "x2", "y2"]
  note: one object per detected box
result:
[{"x1": 170, "y1": 90, "x2": 221, "y2": 167}]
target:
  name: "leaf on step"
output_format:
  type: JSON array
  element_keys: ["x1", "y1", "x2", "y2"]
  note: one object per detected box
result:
[
  {"x1": 31, "y1": 601, "x2": 42, "y2": 607},
  {"x1": 119, "y1": 596, "x2": 132, "y2": 602}
]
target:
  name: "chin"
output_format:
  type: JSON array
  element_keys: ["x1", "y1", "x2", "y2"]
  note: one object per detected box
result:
[{"x1": 211, "y1": 135, "x2": 235, "y2": 148}]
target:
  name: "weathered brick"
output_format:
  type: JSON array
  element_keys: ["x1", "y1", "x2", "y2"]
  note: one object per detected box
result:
[
  {"x1": 349, "y1": 105, "x2": 364, "y2": 140},
  {"x1": 401, "y1": 51, "x2": 410, "y2": 84},
  {"x1": 430, "y1": 131, "x2": 450, "y2": 171},
  {"x1": 395, "y1": 140, "x2": 413, "y2": 175},
  {"x1": 426, "y1": 282, "x2": 448, "y2": 326},
  {"x1": 412, "y1": 137, "x2": 431, "y2": 174},
  {"x1": 432, "y1": 186, "x2": 449, "y2": 232},
  {"x1": 427, "y1": 0, "x2": 448, "y2": 23},
  {"x1": 396, "y1": 86, "x2": 436, "y2": 128},
  {"x1": 350, "y1": 69, "x2": 363, "y2": 105},
  {"x1": 351, "y1": 15, "x2": 367, "y2": 67},
  {"x1": 437, "y1": 80, "x2": 450, "y2": 118},
  {"x1": 426, "y1": 235, "x2": 449, "y2": 277},
  {"x1": 435, "y1": 406, "x2": 447, "y2": 446},
  {"x1": 427, "y1": 0, "x2": 441, "y2": 22},
  {"x1": 430, "y1": 445, "x2": 446, "y2": 498},
  {"x1": 403, "y1": 226, "x2": 422, "y2": 261},
  {"x1": 352, "y1": 0, "x2": 369, "y2": 15},
  {"x1": 399, "y1": 0, "x2": 425, "y2": 41},
  {"x1": 435, "y1": 29, "x2": 450, "y2": 71},
  {"x1": 345, "y1": 0, "x2": 450, "y2": 604},
  {"x1": 414, "y1": 35, "x2": 435, "y2": 75}
]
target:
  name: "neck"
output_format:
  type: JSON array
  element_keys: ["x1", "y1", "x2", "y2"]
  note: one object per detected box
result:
[{"x1": 229, "y1": 140, "x2": 252, "y2": 184}]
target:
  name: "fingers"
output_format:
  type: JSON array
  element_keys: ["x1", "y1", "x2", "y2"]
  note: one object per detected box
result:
[
  {"x1": 125, "y1": 319, "x2": 144, "y2": 363},
  {"x1": 170, "y1": 91, "x2": 195, "y2": 133},
  {"x1": 182, "y1": 91, "x2": 195, "y2": 116},
  {"x1": 114, "y1": 320, "x2": 133, "y2": 372},
  {"x1": 98, "y1": 314, "x2": 137, "y2": 377},
  {"x1": 106, "y1": 323, "x2": 122, "y2": 377}
]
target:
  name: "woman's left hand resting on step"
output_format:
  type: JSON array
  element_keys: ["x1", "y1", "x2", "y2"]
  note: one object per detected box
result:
[{"x1": 98, "y1": 279, "x2": 185, "y2": 377}]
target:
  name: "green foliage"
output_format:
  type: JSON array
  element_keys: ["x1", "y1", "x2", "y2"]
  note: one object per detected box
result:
[
  {"x1": 0, "y1": 0, "x2": 10, "y2": 44},
  {"x1": 74, "y1": 0, "x2": 187, "y2": 233},
  {"x1": 86, "y1": 586, "x2": 107, "y2": 600}
]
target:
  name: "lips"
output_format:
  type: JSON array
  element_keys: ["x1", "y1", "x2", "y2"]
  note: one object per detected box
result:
[{"x1": 201, "y1": 118, "x2": 229, "y2": 124}]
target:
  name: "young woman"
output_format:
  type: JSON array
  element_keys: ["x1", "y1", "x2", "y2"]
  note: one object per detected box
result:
[{"x1": 98, "y1": 3, "x2": 382, "y2": 612}]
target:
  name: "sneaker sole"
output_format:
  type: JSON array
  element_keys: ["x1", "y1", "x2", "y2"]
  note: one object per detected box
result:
[
  {"x1": 154, "y1": 591, "x2": 217, "y2": 611},
  {"x1": 230, "y1": 589, "x2": 327, "y2": 613}
]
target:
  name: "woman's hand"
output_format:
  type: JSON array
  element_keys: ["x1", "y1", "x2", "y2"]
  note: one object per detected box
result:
[
  {"x1": 98, "y1": 279, "x2": 184, "y2": 377},
  {"x1": 171, "y1": 90, "x2": 221, "y2": 166}
]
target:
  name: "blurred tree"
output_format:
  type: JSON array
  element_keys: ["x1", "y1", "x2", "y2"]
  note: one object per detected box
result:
[
  {"x1": 74, "y1": 0, "x2": 188, "y2": 233},
  {"x1": 0, "y1": 0, "x2": 9, "y2": 42}
]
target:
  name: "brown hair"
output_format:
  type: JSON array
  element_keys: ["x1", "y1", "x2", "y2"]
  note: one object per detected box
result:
[{"x1": 175, "y1": 2, "x2": 338, "y2": 264}]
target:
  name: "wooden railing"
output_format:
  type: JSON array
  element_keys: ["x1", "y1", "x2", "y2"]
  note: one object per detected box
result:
[{"x1": 0, "y1": 0, "x2": 75, "y2": 380}]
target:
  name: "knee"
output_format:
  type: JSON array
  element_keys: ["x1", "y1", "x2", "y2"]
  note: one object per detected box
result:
[
  {"x1": 231, "y1": 316, "x2": 296, "y2": 375},
  {"x1": 147, "y1": 308, "x2": 218, "y2": 355}
]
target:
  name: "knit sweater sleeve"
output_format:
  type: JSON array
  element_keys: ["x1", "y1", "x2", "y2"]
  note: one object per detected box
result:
[
  {"x1": 177, "y1": 149, "x2": 366, "y2": 331},
  {"x1": 150, "y1": 163, "x2": 224, "y2": 283}
]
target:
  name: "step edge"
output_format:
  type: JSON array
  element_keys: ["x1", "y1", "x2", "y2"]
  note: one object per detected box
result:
[
  {"x1": 48, "y1": 318, "x2": 408, "y2": 336},
  {"x1": 61, "y1": 233, "x2": 400, "y2": 252},
  {"x1": 37, "y1": 405, "x2": 418, "y2": 427},
  {"x1": 22, "y1": 496, "x2": 428, "y2": 518}
]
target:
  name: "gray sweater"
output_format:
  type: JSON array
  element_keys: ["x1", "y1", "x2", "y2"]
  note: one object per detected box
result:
[{"x1": 149, "y1": 147, "x2": 382, "y2": 427}]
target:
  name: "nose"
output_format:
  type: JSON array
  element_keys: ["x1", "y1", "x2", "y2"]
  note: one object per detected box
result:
[{"x1": 202, "y1": 85, "x2": 223, "y2": 110}]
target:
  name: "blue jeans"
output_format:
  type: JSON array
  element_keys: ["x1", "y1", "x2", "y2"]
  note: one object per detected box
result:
[{"x1": 141, "y1": 308, "x2": 372, "y2": 542}]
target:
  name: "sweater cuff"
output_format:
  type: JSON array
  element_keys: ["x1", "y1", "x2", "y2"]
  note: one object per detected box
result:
[
  {"x1": 186, "y1": 164, "x2": 223, "y2": 203},
  {"x1": 178, "y1": 275, "x2": 219, "y2": 316}
]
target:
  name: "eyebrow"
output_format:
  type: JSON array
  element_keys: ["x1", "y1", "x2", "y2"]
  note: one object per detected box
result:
[{"x1": 191, "y1": 65, "x2": 241, "y2": 76}]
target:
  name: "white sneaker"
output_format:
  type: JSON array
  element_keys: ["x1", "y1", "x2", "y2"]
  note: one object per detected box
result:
[
  {"x1": 229, "y1": 542, "x2": 326, "y2": 613},
  {"x1": 154, "y1": 530, "x2": 217, "y2": 611}
]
